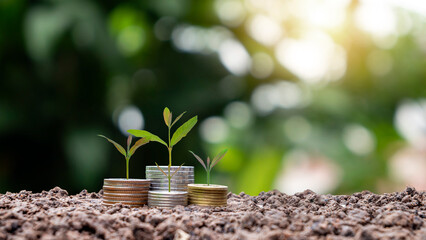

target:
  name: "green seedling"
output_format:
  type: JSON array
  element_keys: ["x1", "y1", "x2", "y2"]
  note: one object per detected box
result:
[
  {"x1": 98, "y1": 135, "x2": 149, "y2": 179},
  {"x1": 128, "y1": 107, "x2": 198, "y2": 191},
  {"x1": 189, "y1": 149, "x2": 227, "y2": 186}
]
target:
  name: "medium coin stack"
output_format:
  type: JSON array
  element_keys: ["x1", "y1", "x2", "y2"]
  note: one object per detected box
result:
[
  {"x1": 188, "y1": 184, "x2": 228, "y2": 207},
  {"x1": 102, "y1": 178, "x2": 150, "y2": 207},
  {"x1": 146, "y1": 166, "x2": 194, "y2": 191},
  {"x1": 148, "y1": 190, "x2": 188, "y2": 208}
]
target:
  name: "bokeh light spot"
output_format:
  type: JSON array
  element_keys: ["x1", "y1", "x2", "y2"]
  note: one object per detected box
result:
[
  {"x1": 246, "y1": 14, "x2": 283, "y2": 46},
  {"x1": 218, "y1": 39, "x2": 251, "y2": 76},
  {"x1": 395, "y1": 99, "x2": 426, "y2": 147},
  {"x1": 343, "y1": 124, "x2": 376, "y2": 156},
  {"x1": 250, "y1": 52, "x2": 274, "y2": 79},
  {"x1": 117, "y1": 26, "x2": 145, "y2": 56},
  {"x1": 117, "y1": 105, "x2": 144, "y2": 136},
  {"x1": 275, "y1": 150, "x2": 342, "y2": 194},
  {"x1": 275, "y1": 31, "x2": 346, "y2": 84},
  {"x1": 214, "y1": 0, "x2": 246, "y2": 27},
  {"x1": 200, "y1": 117, "x2": 229, "y2": 143},
  {"x1": 224, "y1": 101, "x2": 253, "y2": 129}
]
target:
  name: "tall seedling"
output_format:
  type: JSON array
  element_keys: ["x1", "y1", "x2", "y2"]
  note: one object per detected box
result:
[
  {"x1": 128, "y1": 108, "x2": 197, "y2": 191},
  {"x1": 189, "y1": 149, "x2": 227, "y2": 185},
  {"x1": 98, "y1": 135, "x2": 149, "y2": 179}
]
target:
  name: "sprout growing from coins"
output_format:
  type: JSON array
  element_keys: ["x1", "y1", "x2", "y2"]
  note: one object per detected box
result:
[
  {"x1": 128, "y1": 107, "x2": 198, "y2": 192},
  {"x1": 98, "y1": 135, "x2": 149, "y2": 179},
  {"x1": 189, "y1": 149, "x2": 227, "y2": 186}
]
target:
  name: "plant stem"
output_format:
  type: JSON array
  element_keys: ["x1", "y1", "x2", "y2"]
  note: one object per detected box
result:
[
  {"x1": 168, "y1": 126, "x2": 171, "y2": 192},
  {"x1": 126, "y1": 156, "x2": 129, "y2": 180},
  {"x1": 207, "y1": 170, "x2": 210, "y2": 186}
]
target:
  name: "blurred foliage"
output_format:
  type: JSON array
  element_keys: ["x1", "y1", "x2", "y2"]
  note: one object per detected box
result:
[{"x1": 0, "y1": 0, "x2": 425, "y2": 195}]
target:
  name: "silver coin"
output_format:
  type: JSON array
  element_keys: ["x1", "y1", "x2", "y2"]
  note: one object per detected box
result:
[
  {"x1": 148, "y1": 196, "x2": 187, "y2": 200},
  {"x1": 146, "y1": 166, "x2": 193, "y2": 170},
  {"x1": 148, "y1": 192, "x2": 187, "y2": 196},
  {"x1": 150, "y1": 184, "x2": 188, "y2": 187},
  {"x1": 150, "y1": 187, "x2": 187, "y2": 191},
  {"x1": 146, "y1": 173, "x2": 194, "y2": 177},
  {"x1": 148, "y1": 204, "x2": 187, "y2": 208},
  {"x1": 149, "y1": 178, "x2": 194, "y2": 182},
  {"x1": 146, "y1": 174, "x2": 194, "y2": 178}
]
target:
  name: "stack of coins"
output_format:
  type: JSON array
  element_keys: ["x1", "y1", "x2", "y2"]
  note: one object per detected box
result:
[
  {"x1": 148, "y1": 190, "x2": 188, "y2": 208},
  {"x1": 102, "y1": 178, "x2": 150, "y2": 207},
  {"x1": 188, "y1": 184, "x2": 228, "y2": 207},
  {"x1": 146, "y1": 166, "x2": 194, "y2": 191}
]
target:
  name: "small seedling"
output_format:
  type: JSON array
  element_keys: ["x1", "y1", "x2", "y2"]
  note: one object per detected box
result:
[
  {"x1": 98, "y1": 135, "x2": 149, "y2": 179},
  {"x1": 128, "y1": 107, "x2": 197, "y2": 191},
  {"x1": 189, "y1": 149, "x2": 227, "y2": 186}
]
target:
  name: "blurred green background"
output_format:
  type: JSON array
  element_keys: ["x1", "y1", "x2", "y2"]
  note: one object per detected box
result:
[{"x1": 0, "y1": 0, "x2": 425, "y2": 195}]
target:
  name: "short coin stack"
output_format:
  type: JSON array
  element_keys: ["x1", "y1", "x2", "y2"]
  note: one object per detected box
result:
[
  {"x1": 188, "y1": 184, "x2": 228, "y2": 207},
  {"x1": 148, "y1": 190, "x2": 188, "y2": 208},
  {"x1": 146, "y1": 166, "x2": 194, "y2": 191},
  {"x1": 102, "y1": 178, "x2": 150, "y2": 207}
]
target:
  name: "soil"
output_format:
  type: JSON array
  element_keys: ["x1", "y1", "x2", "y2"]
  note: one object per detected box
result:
[{"x1": 0, "y1": 187, "x2": 424, "y2": 240}]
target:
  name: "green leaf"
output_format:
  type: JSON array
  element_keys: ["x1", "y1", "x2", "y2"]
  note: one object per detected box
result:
[
  {"x1": 98, "y1": 135, "x2": 126, "y2": 157},
  {"x1": 155, "y1": 162, "x2": 168, "y2": 177},
  {"x1": 211, "y1": 149, "x2": 228, "y2": 169},
  {"x1": 127, "y1": 130, "x2": 167, "y2": 147},
  {"x1": 171, "y1": 163, "x2": 184, "y2": 178},
  {"x1": 189, "y1": 151, "x2": 207, "y2": 171},
  {"x1": 163, "y1": 107, "x2": 171, "y2": 127},
  {"x1": 171, "y1": 111, "x2": 186, "y2": 127},
  {"x1": 207, "y1": 157, "x2": 210, "y2": 169},
  {"x1": 170, "y1": 116, "x2": 198, "y2": 146},
  {"x1": 129, "y1": 138, "x2": 150, "y2": 157}
]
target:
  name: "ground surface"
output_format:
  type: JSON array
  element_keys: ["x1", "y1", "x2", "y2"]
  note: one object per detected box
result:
[{"x1": 0, "y1": 187, "x2": 425, "y2": 240}]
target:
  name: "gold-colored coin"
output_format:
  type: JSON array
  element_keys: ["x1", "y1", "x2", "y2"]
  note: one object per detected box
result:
[
  {"x1": 188, "y1": 195, "x2": 227, "y2": 201},
  {"x1": 187, "y1": 184, "x2": 227, "y2": 190}
]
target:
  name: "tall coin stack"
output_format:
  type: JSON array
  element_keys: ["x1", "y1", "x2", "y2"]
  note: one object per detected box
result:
[
  {"x1": 145, "y1": 166, "x2": 194, "y2": 191},
  {"x1": 148, "y1": 191, "x2": 188, "y2": 208},
  {"x1": 188, "y1": 184, "x2": 228, "y2": 207},
  {"x1": 102, "y1": 178, "x2": 150, "y2": 207}
]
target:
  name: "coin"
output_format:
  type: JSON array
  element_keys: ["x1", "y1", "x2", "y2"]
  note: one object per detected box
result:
[
  {"x1": 188, "y1": 184, "x2": 227, "y2": 190},
  {"x1": 103, "y1": 200, "x2": 147, "y2": 205},
  {"x1": 104, "y1": 178, "x2": 150, "y2": 183},
  {"x1": 102, "y1": 203, "x2": 144, "y2": 207},
  {"x1": 104, "y1": 185, "x2": 150, "y2": 191},
  {"x1": 103, "y1": 196, "x2": 147, "y2": 200},
  {"x1": 146, "y1": 166, "x2": 194, "y2": 170},
  {"x1": 187, "y1": 184, "x2": 228, "y2": 207},
  {"x1": 103, "y1": 192, "x2": 148, "y2": 196},
  {"x1": 189, "y1": 195, "x2": 226, "y2": 200}
]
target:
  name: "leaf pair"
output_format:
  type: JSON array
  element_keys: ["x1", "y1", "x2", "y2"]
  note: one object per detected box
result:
[
  {"x1": 98, "y1": 135, "x2": 149, "y2": 159},
  {"x1": 163, "y1": 107, "x2": 185, "y2": 128},
  {"x1": 128, "y1": 108, "x2": 197, "y2": 148},
  {"x1": 189, "y1": 149, "x2": 228, "y2": 172}
]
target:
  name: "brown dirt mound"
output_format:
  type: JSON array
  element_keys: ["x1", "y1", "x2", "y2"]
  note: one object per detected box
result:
[{"x1": 0, "y1": 187, "x2": 425, "y2": 239}]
